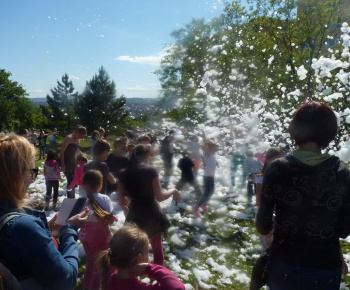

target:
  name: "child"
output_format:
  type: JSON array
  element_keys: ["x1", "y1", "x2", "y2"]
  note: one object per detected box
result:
[
  {"x1": 175, "y1": 149, "x2": 202, "y2": 200},
  {"x1": 85, "y1": 139, "x2": 117, "y2": 195},
  {"x1": 243, "y1": 150, "x2": 263, "y2": 206},
  {"x1": 37, "y1": 131, "x2": 49, "y2": 160},
  {"x1": 255, "y1": 147, "x2": 284, "y2": 250},
  {"x1": 97, "y1": 224, "x2": 185, "y2": 290},
  {"x1": 44, "y1": 150, "x2": 61, "y2": 211},
  {"x1": 78, "y1": 170, "x2": 117, "y2": 290},
  {"x1": 192, "y1": 129, "x2": 218, "y2": 218},
  {"x1": 67, "y1": 153, "x2": 88, "y2": 196}
]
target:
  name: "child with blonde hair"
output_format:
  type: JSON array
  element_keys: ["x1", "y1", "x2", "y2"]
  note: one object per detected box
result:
[
  {"x1": 78, "y1": 170, "x2": 117, "y2": 290},
  {"x1": 98, "y1": 224, "x2": 185, "y2": 290}
]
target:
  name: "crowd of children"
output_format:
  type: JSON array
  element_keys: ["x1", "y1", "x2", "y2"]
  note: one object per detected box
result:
[{"x1": 15, "y1": 124, "x2": 293, "y2": 289}]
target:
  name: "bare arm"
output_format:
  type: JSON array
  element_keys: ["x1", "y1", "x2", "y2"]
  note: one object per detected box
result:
[
  {"x1": 153, "y1": 177, "x2": 181, "y2": 202},
  {"x1": 107, "y1": 172, "x2": 116, "y2": 184},
  {"x1": 201, "y1": 129, "x2": 210, "y2": 157},
  {"x1": 59, "y1": 136, "x2": 71, "y2": 172}
]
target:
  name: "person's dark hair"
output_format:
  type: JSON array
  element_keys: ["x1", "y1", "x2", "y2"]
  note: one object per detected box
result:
[
  {"x1": 128, "y1": 144, "x2": 151, "y2": 171},
  {"x1": 114, "y1": 137, "x2": 128, "y2": 150},
  {"x1": 83, "y1": 170, "x2": 112, "y2": 221},
  {"x1": 182, "y1": 149, "x2": 190, "y2": 157},
  {"x1": 262, "y1": 147, "x2": 283, "y2": 173},
  {"x1": 77, "y1": 153, "x2": 88, "y2": 163},
  {"x1": 93, "y1": 139, "x2": 111, "y2": 157},
  {"x1": 136, "y1": 135, "x2": 151, "y2": 144},
  {"x1": 289, "y1": 101, "x2": 337, "y2": 148},
  {"x1": 17, "y1": 128, "x2": 29, "y2": 136},
  {"x1": 97, "y1": 224, "x2": 149, "y2": 290},
  {"x1": 46, "y1": 150, "x2": 58, "y2": 161},
  {"x1": 75, "y1": 125, "x2": 87, "y2": 135}
]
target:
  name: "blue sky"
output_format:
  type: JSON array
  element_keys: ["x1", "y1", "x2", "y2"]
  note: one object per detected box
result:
[{"x1": 0, "y1": 0, "x2": 225, "y2": 99}]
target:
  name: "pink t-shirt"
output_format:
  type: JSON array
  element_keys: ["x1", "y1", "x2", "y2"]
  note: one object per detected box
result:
[{"x1": 107, "y1": 264, "x2": 185, "y2": 290}]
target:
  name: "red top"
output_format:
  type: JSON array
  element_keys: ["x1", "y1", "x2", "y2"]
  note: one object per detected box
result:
[{"x1": 107, "y1": 263, "x2": 185, "y2": 290}]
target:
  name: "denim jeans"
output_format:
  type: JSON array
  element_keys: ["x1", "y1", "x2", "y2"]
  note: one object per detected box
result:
[
  {"x1": 194, "y1": 176, "x2": 214, "y2": 209},
  {"x1": 268, "y1": 259, "x2": 342, "y2": 290}
]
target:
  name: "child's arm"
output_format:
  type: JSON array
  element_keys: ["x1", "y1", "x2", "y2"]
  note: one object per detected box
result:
[
  {"x1": 67, "y1": 167, "x2": 79, "y2": 190},
  {"x1": 133, "y1": 263, "x2": 185, "y2": 290},
  {"x1": 117, "y1": 181, "x2": 129, "y2": 217},
  {"x1": 200, "y1": 129, "x2": 209, "y2": 157},
  {"x1": 153, "y1": 177, "x2": 181, "y2": 203}
]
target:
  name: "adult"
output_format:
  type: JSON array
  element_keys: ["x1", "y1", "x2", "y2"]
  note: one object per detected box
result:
[
  {"x1": 105, "y1": 137, "x2": 129, "y2": 195},
  {"x1": 256, "y1": 101, "x2": 350, "y2": 290},
  {"x1": 29, "y1": 128, "x2": 38, "y2": 147},
  {"x1": 117, "y1": 144, "x2": 181, "y2": 266},
  {"x1": 49, "y1": 128, "x2": 58, "y2": 151},
  {"x1": 60, "y1": 125, "x2": 87, "y2": 198},
  {"x1": 0, "y1": 134, "x2": 87, "y2": 289},
  {"x1": 160, "y1": 129, "x2": 175, "y2": 188}
]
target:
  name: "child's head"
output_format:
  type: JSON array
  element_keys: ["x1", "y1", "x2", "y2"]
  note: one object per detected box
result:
[
  {"x1": 77, "y1": 153, "x2": 88, "y2": 165},
  {"x1": 91, "y1": 130, "x2": 100, "y2": 141},
  {"x1": 114, "y1": 137, "x2": 128, "y2": 151},
  {"x1": 93, "y1": 139, "x2": 111, "y2": 160},
  {"x1": 83, "y1": 170, "x2": 103, "y2": 193},
  {"x1": 207, "y1": 139, "x2": 218, "y2": 153},
  {"x1": 136, "y1": 135, "x2": 151, "y2": 145},
  {"x1": 39, "y1": 131, "x2": 45, "y2": 137},
  {"x1": 265, "y1": 147, "x2": 283, "y2": 163},
  {"x1": 182, "y1": 149, "x2": 190, "y2": 157},
  {"x1": 46, "y1": 150, "x2": 58, "y2": 161},
  {"x1": 246, "y1": 150, "x2": 254, "y2": 157},
  {"x1": 130, "y1": 144, "x2": 151, "y2": 165},
  {"x1": 98, "y1": 224, "x2": 149, "y2": 288},
  {"x1": 262, "y1": 147, "x2": 284, "y2": 173}
]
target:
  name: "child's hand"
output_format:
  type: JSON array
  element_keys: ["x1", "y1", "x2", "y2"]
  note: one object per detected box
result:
[
  {"x1": 132, "y1": 263, "x2": 148, "y2": 276},
  {"x1": 67, "y1": 211, "x2": 88, "y2": 229},
  {"x1": 172, "y1": 189, "x2": 181, "y2": 203}
]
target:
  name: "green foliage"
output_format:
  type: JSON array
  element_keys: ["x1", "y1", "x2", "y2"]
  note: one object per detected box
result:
[
  {"x1": 75, "y1": 67, "x2": 128, "y2": 134},
  {"x1": 0, "y1": 68, "x2": 47, "y2": 131},
  {"x1": 156, "y1": 0, "x2": 345, "y2": 133}
]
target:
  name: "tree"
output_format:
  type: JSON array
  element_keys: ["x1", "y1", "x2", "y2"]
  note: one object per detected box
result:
[
  {"x1": 0, "y1": 68, "x2": 47, "y2": 131},
  {"x1": 75, "y1": 67, "x2": 128, "y2": 134},
  {"x1": 46, "y1": 73, "x2": 78, "y2": 133}
]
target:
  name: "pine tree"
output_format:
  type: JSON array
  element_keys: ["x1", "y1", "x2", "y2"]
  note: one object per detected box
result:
[
  {"x1": 75, "y1": 66, "x2": 128, "y2": 133},
  {"x1": 46, "y1": 73, "x2": 77, "y2": 133}
]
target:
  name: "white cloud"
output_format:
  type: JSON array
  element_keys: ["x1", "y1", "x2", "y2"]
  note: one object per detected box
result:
[
  {"x1": 115, "y1": 52, "x2": 165, "y2": 66},
  {"x1": 69, "y1": 75, "x2": 80, "y2": 80}
]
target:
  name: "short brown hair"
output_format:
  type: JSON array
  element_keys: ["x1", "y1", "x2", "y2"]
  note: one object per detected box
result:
[
  {"x1": 93, "y1": 139, "x2": 111, "y2": 156},
  {"x1": 75, "y1": 125, "x2": 87, "y2": 135},
  {"x1": 289, "y1": 101, "x2": 337, "y2": 148},
  {"x1": 0, "y1": 135, "x2": 36, "y2": 208}
]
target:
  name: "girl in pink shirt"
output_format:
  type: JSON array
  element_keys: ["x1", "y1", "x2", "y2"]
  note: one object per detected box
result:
[
  {"x1": 97, "y1": 224, "x2": 185, "y2": 290},
  {"x1": 67, "y1": 153, "x2": 88, "y2": 195},
  {"x1": 79, "y1": 170, "x2": 116, "y2": 290}
]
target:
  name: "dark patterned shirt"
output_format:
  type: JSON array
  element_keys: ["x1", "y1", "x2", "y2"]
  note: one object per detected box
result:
[{"x1": 257, "y1": 155, "x2": 350, "y2": 269}]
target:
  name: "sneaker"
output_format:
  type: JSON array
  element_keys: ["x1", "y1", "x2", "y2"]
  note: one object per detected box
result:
[
  {"x1": 192, "y1": 207, "x2": 201, "y2": 218},
  {"x1": 200, "y1": 204, "x2": 209, "y2": 215}
]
